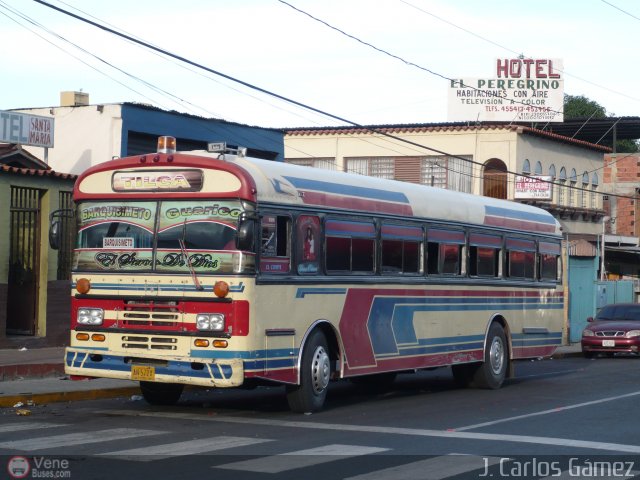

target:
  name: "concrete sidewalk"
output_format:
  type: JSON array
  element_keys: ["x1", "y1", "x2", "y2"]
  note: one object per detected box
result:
[
  {"x1": 0, "y1": 346, "x2": 140, "y2": 408},
  {"x1": 0, "y1": 343, "x2": 583, "y2": 409}
]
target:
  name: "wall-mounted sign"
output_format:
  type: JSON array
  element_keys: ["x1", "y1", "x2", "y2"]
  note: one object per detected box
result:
[
  {"x1": 448, "y1": 58, "x2": 564, "y2": 123},
  {"x1": 514, "y1": 175, "x2": 553, "y2": 200},
  {"x1": 0, "y1": 110, "x2": 54, "y2": 147},
  {"x1": 112, "y1": 169, "x2": 203, "y2": 192}
]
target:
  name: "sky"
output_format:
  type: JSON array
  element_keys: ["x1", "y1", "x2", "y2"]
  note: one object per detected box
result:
[{"x1": 1, "y1": 0, "x2": 639, "y2": 129}]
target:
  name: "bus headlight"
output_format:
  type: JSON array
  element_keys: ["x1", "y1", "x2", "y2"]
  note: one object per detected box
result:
[
  {"x1": 196, "y1": 313, "x2": 225, "y2": 331},
  {"x1": 77, "y1": 308, "x2": 104, "y2": 325}
]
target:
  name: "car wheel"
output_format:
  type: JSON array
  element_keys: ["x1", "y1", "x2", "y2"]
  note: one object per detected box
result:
[{"x1": 582, "y1": 350, "x2": 595, "y2": 359}]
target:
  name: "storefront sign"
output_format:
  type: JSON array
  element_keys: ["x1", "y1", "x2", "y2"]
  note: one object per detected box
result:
[{"x1": 0, "y1": 110, "x2": 54, "y2": 147}]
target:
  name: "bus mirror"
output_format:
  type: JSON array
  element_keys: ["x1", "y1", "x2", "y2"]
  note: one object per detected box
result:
[
  {"x1": 49, "y1": 209, "x2": 74, "y2": 251},
  {"x1": 236, "y1": 213, "x2": 256, "y2": 251},
  {"x1": 49, "y1": 219, "x2": 61, "y2": 250}
]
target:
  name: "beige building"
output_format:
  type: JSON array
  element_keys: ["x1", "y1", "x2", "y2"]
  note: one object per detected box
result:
[{"x1": 285, "y1": 124, "x2": 609, "y2": 238}]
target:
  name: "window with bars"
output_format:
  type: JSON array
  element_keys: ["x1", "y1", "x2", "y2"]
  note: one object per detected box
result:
[
  {"x1": 345, "y1": 157, "x2": 394, "y2": 179},
  {"x1": 421, "y1": 155, "x2": 472, "y2": 192}
]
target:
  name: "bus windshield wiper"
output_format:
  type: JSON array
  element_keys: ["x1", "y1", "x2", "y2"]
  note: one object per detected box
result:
[{"x1": 179, "y1": 219, "x2": 204, "y2": 291}]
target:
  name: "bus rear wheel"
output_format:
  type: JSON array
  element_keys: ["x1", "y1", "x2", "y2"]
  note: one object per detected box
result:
[
  {"x1": 286, "y1": 330, "x2": 331, "y2": 413},
  {"x1": 471, "y1": 323, "x2": 508, "y2": 389},
  {"x1": 139, "y1": 381, "x2": 184, "y2": 405}
]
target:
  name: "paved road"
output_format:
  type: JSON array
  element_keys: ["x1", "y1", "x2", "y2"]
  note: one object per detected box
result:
[{"x1": 2, "y1": 355, "x2": 640, "y2": 479}]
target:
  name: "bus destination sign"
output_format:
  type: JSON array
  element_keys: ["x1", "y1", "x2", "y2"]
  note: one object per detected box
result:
[{"x1": 112, "y1": 169, "x2": 203, "y2": 192}]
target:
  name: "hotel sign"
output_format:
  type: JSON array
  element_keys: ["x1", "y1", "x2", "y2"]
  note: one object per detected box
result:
[
  {"x1": 448, "y1": 58, "x2": 564, "y2": 123},
  {"x1": 0, "y1": 110, "x2": 54, "y2": 148},
  {"x1": 514, "y1": 175, "x2": 553, "y2": 200}
]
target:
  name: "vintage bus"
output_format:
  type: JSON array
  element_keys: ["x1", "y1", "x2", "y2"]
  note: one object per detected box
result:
[{"x1": 50, "y1": 136, "x2": 564, "y2": 413}]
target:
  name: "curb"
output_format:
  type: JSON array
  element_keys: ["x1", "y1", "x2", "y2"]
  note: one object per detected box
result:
[
  {"x1": 0, "y1": 363, "x2": 66, "y2": 381},
  {"x1": 0, "y1": 386, "x2": 141, "y2": 408}
]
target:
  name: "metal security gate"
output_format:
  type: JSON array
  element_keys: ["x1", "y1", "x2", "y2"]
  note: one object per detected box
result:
[{"x1": 6, "y1": 186, "x2": 42, "y2": 335}]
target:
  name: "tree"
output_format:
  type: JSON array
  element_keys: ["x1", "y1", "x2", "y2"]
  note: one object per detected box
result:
[
  {"x1": 564, "y1": 94, "x2": 607, "y2": 119},
  {"x1": 564, "y1": 94, "x2": 638, "y2": 153}
]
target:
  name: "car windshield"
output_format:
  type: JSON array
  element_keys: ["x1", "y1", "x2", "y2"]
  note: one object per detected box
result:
[
  {"x1": 596, "y1": 305, "x2": 640, "y2": 321},
  {"x1": 74, "y1": 199, "x2": 254, "y2": 274}
]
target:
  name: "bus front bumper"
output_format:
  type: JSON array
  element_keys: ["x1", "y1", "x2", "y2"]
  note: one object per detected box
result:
[{"x1": 64, "y1": 347, "x2": 244, "y2": 388}]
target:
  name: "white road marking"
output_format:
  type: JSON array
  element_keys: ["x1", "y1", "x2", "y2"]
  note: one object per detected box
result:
[
  {"x1": 0, "y1": 428, "x2": 162, "y2": 451},
  {"x1": 344, "y1": 455, "x2": 502, "y2": 480},
  {"x1": 0, "y1": 423, "x2": 68, "y2": 433},
  {"x1": 453, "y1": 390, "x2": 640, "y2": 431},
  {"x1": 104, "y1": 410, "x2": 640, "y2": 454},
  {"x1": 101, "y1": 436, "x2": 272, "y2": 461},
  {"x1": 216, "y1": 444, "x2": 388, "y2": 473}
]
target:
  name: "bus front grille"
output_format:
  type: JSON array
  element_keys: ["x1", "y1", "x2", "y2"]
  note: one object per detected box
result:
[
  {"x1": 121, "y1": 335, "x2": 178, "y2": 351},
  {"x1": 121, "y1": 300, "x2": 180, "y2": 328}
]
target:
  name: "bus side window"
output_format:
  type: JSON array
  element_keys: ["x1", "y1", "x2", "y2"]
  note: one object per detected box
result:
[
  {"x1": 427, "y1": 229, "x2": 464, "y2": 276},
  {"x1": 469, "y1": 233, "x2": 501, "y2": 278},
  {"x1": 539, "y1": 241, "x2": 561, "y2": 281},
  {"x1": 381, "y1": 223, "x2": 423, "y2": 275},
  {"x1": 325, "y1": 219, "x2": 375, "y2": 274},
  {"x1": 506, "y1": 238, "x2": 536, "y2": 280},
  {"x1": 260, "y1": 215, "x2": 291, "y2": 274}
]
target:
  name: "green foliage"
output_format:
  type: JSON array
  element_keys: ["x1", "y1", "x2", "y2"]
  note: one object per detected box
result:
[{"x1": 563, "y1": 94, "x2": 607, "y2": 119}]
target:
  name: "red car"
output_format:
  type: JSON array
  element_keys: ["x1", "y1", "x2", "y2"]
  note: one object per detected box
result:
[{"x1": 582, "y1": 303, "x2": 640, "y2": 358}]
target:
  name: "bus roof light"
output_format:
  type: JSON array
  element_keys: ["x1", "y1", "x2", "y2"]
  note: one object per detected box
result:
[{"x1": 157, "y1": 136, "x2": 177, "y2": 154}]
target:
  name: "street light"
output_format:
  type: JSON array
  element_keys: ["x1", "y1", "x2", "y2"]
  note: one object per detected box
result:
[{"x1": 601, "y1": 216, "x2": 610, "y2": 281}]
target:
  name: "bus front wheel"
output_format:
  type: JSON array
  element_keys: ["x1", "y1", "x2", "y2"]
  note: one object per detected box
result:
[
  {"x1": 139, "y1": 381, "x2": 184, "y2": 405},
  {"x1": 472, "y1": 323, "x2": 508, "y2": 389},
  {"x1": 286, "y1": 330, "x2": 331, "y2": 413}
]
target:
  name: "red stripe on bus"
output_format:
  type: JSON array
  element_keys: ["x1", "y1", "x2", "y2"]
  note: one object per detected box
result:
[{"x1": 300, "y1": 191, "x2": 413, "y2": 216}]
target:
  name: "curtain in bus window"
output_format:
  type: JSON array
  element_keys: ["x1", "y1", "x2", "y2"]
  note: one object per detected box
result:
[{"x1": 75, "y1": 201, "x2": 156, "y2": 272}]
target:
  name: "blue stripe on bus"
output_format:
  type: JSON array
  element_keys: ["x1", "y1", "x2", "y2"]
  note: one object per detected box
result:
[
  {"x1": 283, "y1": 176, "x2": 410, "y2": 203},
  {"x1": 296, "y1": 288, "x2": 348, "y2": 298},
  {"x1": 485, "y1": 205, "x2": 556, "y2": 225},
  {"x1": 367, "y1": 296, "x2": 563, "y2": 355},
  {"x1": 65, "y1": 351, "x2": 234, "y2": 380}
]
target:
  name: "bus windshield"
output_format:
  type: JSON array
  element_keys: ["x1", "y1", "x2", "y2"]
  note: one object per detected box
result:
[{"x1": 74, "y1": 199, "x2": 253, "y2": 274}]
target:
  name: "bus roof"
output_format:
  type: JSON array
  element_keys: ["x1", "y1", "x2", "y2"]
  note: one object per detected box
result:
[
  {"x1": 197, "y1": 151, "x2": 562, "y2": 237},
  {"x1": 74, "y1": 147, "x2": 561, "y2": 237}
]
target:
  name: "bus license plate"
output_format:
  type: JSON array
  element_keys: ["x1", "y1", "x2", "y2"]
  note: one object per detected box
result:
[
  {"x1": 602, "y1": 340, "x2": 615, "y2": 347},
  {"x1": 131, "y1": 365, "x2": 155, "y2": 381}
]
